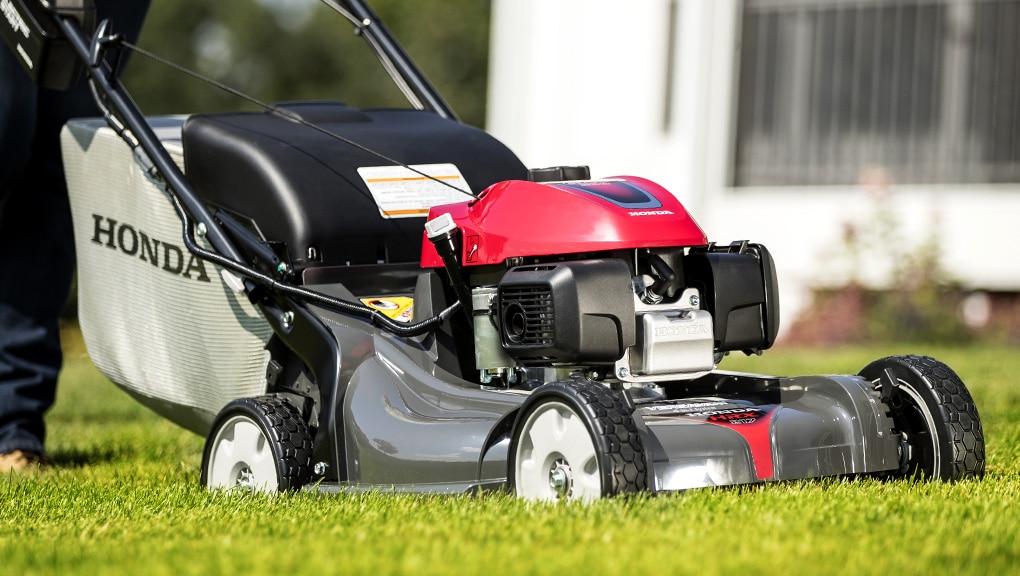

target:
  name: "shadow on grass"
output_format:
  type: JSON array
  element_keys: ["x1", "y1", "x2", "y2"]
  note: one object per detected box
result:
[{"x1": 49, "y1": 445, "x2": 128, "y2": 468}]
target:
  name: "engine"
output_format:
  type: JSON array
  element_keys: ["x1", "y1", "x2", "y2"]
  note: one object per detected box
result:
[{"x1": 421, "y1": 175, "x2": 780, "y2": 385}]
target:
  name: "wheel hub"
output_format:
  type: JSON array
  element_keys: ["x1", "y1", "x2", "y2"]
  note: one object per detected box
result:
[
  {"x1": 237, "y1": 466, "x2": 255, "y2": 490},
  {"x1": 548, "y1": 458, "x2": 573, "y2": 499},
  {"x1": 897, "y1": 432, "x2": 912, "y2": 470}
]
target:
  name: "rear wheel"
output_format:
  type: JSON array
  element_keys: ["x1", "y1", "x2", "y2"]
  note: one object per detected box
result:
[
  {"x1": 201, "y1": 396, "x2": 313, "y2": 493},
  {"x1": 860, "y1": 355, "x2": 984, "y2": 481},
  {"x1": 510, "y1": 382, "x2": 647, "y2": 502}
]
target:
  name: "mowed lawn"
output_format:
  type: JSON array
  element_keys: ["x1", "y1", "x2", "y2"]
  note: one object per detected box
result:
[{"x1": 1, "y1": 326, "x2": 1017, "y2": 575}]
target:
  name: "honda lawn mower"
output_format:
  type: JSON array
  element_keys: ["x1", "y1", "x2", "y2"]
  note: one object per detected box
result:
[{"x1": 4, "y1": 0, "x2": 984, "y2": 500}]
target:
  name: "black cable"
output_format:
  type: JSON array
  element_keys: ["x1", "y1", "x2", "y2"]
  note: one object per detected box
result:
[
  {"x1": 83, "y1": 24, "x2": 465, "y2": 337},
  {"x1": 119, "y1": 40, "x2": 474, "y2": 199},
  {"x1": 163, "y1": 185, "x2": 461, "y2": 337}
]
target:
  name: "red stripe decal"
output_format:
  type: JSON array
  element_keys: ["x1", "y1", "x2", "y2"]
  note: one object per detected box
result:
[{"x1": 705, "y1": 407, "x2": 777, "y2": 481}]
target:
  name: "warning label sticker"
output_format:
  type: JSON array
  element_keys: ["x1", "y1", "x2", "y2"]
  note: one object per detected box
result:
[
  {"x1": 361, "y1": 297, "x2": 414, "y2": 323},
  {"x1": 357, "y1": 163, "x2": 471, "y2": 219}
]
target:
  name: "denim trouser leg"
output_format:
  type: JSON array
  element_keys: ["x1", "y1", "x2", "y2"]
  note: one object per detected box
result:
[
  {"x1": 0, "y1": 1, "x2": 151, "y2": 454},
  {"x1": 0, "y1": 46, "x2": 59, "y2": 455}
]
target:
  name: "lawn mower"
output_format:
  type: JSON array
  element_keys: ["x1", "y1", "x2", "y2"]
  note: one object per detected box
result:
[{"x1": 4, "y1": 0, "x2": 985, "y2": 500}]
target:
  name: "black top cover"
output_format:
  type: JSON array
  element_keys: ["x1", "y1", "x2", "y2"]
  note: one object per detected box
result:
[{"x1": 182, "y1": 102, "x2": 527, "y2": 271}]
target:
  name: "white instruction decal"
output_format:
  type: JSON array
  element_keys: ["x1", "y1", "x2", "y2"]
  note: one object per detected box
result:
[{"x1": 358, "y1": 163, "x2": 471, "y2": 219}]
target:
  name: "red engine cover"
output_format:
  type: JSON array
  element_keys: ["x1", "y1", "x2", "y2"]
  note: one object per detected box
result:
[{"x1": 420, "y1": 176, "x2": 708, "y2": 268}]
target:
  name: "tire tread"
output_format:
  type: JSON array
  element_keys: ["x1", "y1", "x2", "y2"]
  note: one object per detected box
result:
[
  {"x1": 864, "y1": 355, "x2": 985, "y2": 481},
  {"x1": 900, "y1": 355, "x2": 985, "y2": 479},
  {"x1": 202, "y1": 395, "x2": 313, "y2": 492},
  {"x1": 251, "y1": 395, "x2": 314, "y2": 490},
  {"x1": 560, "y1": 381, "x2": 649, "y2": 494}
]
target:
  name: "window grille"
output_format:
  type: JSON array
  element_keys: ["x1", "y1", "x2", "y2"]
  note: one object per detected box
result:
[{"x1": 734, "y1": 0, "x2": 1020, "y2": 186}]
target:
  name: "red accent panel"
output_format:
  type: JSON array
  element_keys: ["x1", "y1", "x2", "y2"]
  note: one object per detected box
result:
[
  {"x1": 420, "y1": 176, "x2": 708, "y2": 268},
  {"x1": 706, "y1": 408, "x2": 777, "y2": 481}
]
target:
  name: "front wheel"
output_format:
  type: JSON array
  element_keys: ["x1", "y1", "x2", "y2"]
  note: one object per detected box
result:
[
  {"x1": 201, "y1": 396, "x2": 313, "y2": 493},
  {"x1": 860, "y1": 355, "x2": 985, "y2": 481},
  {"x1": 509, "y1": 382, "x2": 648, "y2": 502}
]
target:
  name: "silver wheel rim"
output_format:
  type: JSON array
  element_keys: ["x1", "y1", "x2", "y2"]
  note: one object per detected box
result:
[
  {"x1": 515, "y1": 401, "x2": 601, "y2": 502},
  {"x1": 206, "y1": 414, "x2": 280, "y2": 493},
  {"x1": 896, "y1": 379, "x2": 943, "y2": 478}
]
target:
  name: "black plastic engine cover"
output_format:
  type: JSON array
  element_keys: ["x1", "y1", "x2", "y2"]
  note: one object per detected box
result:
[
  {"x1": 182, "y1": 102, "x2": 528, "y2": 270},
  {"x1": 684, "y1": 242, "x2": 780, "y2": 353},
  {"x1": 497, "y1": 259, "x2": 636, "y2": 364}
]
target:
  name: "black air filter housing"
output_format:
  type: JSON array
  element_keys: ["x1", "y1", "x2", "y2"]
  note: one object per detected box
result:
[
  {"x1": 497, "y1": 259, "x2": 636, "y2": 363},
  {"x1": 684, "y1": 242, "x2": 780, "y2": 353}
]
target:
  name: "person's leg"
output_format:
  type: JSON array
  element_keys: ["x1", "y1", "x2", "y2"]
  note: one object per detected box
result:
[
  {"x1": 0, "y1": 1, "x2": 151, "y2": 467},
  {"x1": 0, "y1": 42, "x2": 55, "y2": 462}
]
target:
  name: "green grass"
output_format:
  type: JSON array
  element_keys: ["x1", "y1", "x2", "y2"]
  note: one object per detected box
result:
[{"x1": 1, "y1": 331, "x2": 1018, "y2": 575}]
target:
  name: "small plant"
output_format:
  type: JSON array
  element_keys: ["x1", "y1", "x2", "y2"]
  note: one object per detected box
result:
[{"x1": 790, "y1": 171, "x2": 971, "y2": 345}]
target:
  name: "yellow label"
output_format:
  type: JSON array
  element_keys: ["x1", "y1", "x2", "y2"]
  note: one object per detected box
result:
[{"x1": 361, "y1": 297, "x2": 414, "y2": 323}]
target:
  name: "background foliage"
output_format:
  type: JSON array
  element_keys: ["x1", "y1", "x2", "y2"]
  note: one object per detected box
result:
[
  {"x1": 785, "y1": 188, "x2": 1020, "y2": 346},
  {"x1": 122, "y1": 0, "x2": 492, "y2": 127}
]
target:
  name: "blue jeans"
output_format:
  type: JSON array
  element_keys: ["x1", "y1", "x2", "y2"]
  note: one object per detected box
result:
[{"x1": 0, "y1": 2, "x2": 150, "y2": 455}]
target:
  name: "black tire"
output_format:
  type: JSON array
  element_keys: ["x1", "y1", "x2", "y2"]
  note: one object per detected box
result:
[
  {"x1": 859, "y1": 355, "x2": 985, "y2": 481},
  {"x1": 509, "y1": 381, "x2": 648, "y2": 501},
  {"x1": 201, "y1": 396, "x2": 313, "y2": 492}
]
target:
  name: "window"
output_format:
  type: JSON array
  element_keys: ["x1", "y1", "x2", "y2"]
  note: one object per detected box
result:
[{"x1": 734, "y1": 0, "x2": 1020, "y2": 186}]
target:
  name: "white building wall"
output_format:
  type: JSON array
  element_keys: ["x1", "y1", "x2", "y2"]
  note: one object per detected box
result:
[
  {"x1": 488, "y1": 0, "x2": 677, "y2": 187},
  {"x1": 488, "y1": 0, "x2": 1020, "y2": 326}
]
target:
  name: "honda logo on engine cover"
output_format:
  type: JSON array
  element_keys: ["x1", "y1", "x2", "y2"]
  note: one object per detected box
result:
[{"x1": 628, "y1": 210, "x2": 674, "y2": 217}]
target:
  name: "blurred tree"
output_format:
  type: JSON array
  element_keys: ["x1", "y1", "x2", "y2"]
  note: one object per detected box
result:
[{"x1": 121, "y1": 0, "x2": 492, "y2": 127}]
